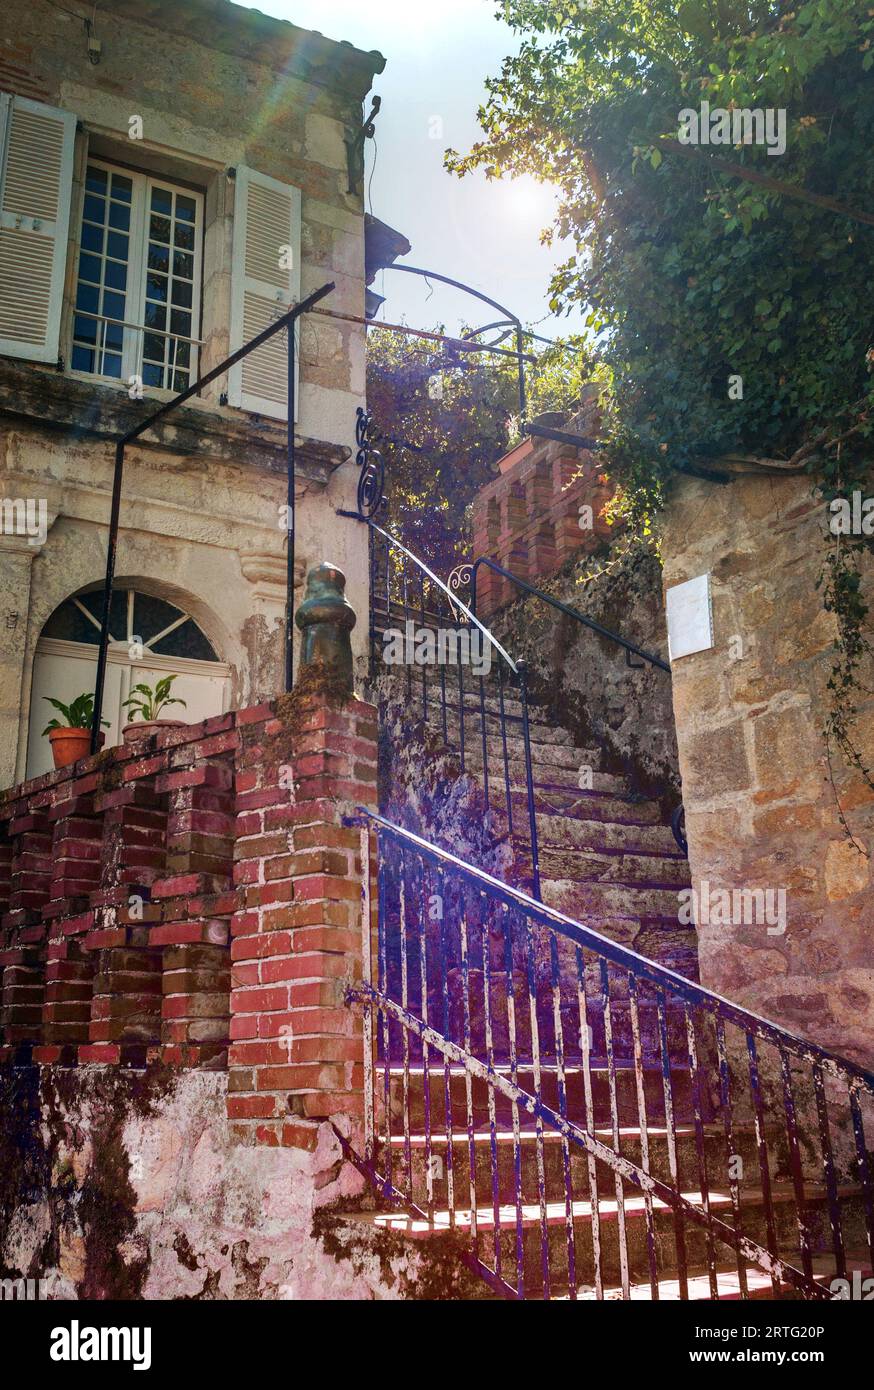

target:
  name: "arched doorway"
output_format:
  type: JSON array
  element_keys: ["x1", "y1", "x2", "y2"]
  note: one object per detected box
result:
[{"x1": 26, "y1": 586, "x2": 231, "y2": 778}]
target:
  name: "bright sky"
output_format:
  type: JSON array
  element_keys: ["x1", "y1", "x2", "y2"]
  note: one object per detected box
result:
[{"x1": 239, "y1": 0, "x2": 582, "y2": 338}]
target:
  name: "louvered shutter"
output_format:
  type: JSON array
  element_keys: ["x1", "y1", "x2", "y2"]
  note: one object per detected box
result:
[
  {"x1": 0, "y1": 94, "x2": 76, "y2": 363},
  {"x1": 228, "y1": 165, "x2": 301, "y2": 421}
]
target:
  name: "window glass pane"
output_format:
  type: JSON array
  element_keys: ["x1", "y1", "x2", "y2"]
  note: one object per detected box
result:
[
  {"x1": 76, "y1": 283, "x2": 99, "y2": 313},
  {"x1": 174, "y1": 340, "x2": 191, "y2": 368},
  {"x1": 147, "y1": 243, "x2": 169, "y2": 273},
  {"x1": 176, "y1": 194, "x2": 196, "y2": 222},
  {"x1": 143, "y1": 333, "x2": 165, "y2": 363},
  {"x1": 152, "y1": 619, "x2": 218, "y2": 661},
  {"x1": 150, "y1": 214, "x2": 171, "y2": 244},
  {"x1": 42, "y1": 598, "x2": 100, "y2": 644},
  {"x1": 78, "y1": 589, "x2": 126, "y2": 634},
  {"x1": 151, "y1": 187, "x2": 173, "y2": 215},
  {"x1": 71, "y1": 345, "x2": 95, "y2": 372},
  {"x1": 83, "y1": 194, "x2": 105, "y2": 223},
  {"x1": 174, "y1": 221, "x2": 194, "y2": 251},
  {"x1": 85, "y1": 166, "x2": 107, "y2": 194},
  {"x1": 142, "y1": 362, "x2": 164, "y2": 387},
  {"x1": 73, "y1": 313, "x2": 97, "y2": 345},
  {"x1": 171, "y1": 279, "x2": 192, "y2": 309},
  {"x1": 170, "y1": 308, "x2": 191, "y2": 338},
  {"x1": 132, "y1": 593, "x2": 184, "y2": 642},
  {"x1": 104, "y1": 322, "x2": 123, "y2": 351},
  {"x1": 107, "y1": 231, "x2": 129, "y2": 260},
  {"x1": 111, "y1": 173, "x2": 132, "y2": 202},
  {"x1": 103, "y1": 354, "x2": 122, "y2": 378},
  {"x1": 81, "y1": 223, "x2": 104, "y2": 253},
  {"x1": 172, "y1": 250, "x2": 193, "y2": 280},
  {"x1": 104, "y1": 260, "x2": 127, "y2": 291},
  {"x1": 108, "y1": 202, "x2": 130, "y2": 231},
  {"x1": 78, "y1": 252, "x2": 101, "y2": 283},
  {"x1": 144, "y1": 301, "x2": 167, "y2": 330},
  {"x1": 102, "y1": 291, "x2": 125, "y2": 320},
  {"x1": 147, "y1": 273, "x2": 168, "y2": 302}
]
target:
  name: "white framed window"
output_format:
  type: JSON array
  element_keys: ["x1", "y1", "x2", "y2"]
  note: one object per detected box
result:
[{"x1": 71, "y1": 158, "x2": 203, "y2": 391}]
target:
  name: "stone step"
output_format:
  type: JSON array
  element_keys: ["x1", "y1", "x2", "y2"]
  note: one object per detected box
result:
[
  {"x1": 512, "y1": 788, "x2": 666, "y2": 827},
  {"x1": 382, "y1": 1121, "x2": 787, "y2": 1202},
  {"x1": 342, "y1": 1184, "x2": 866, "y2": 1293},
  {"x1": 429, "y1": 723, "x2": 599, "y2": 772},
  {"x1": 542, "y1": 877, "x2": 685, "y2": 923},
  {"x1": 383, "y1": 1061, "x2": 710, "y2": 1130},
  {"x1": 523, "y1": 811, "x2": 683, "y2": 858},
  {"x1": 537, "y1": 847, "x2": 690, "y2": 889}
]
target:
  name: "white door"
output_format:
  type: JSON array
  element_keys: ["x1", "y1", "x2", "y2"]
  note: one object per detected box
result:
[{"x1": 26, "y1": 588, "x2": 231, "y2": 778}]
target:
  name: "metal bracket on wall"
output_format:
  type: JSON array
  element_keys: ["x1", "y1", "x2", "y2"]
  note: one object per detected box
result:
[{"x1": 346, "y1": 96, "x2": 381, "y2": 196}]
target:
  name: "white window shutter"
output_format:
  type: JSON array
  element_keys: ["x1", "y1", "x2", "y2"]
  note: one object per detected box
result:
[
  {"x1": 228, "y1": 165, "x2": 301, "y2": 421},
  {"x1": 0, "y1": 94, "x2": 76, "y2": 364}
]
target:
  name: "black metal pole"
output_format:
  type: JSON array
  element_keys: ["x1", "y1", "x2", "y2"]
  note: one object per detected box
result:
[
  {"x1": 285, "y1": 321, "x2": 296, "y2": 692},
  {"x1": 90, "y1": 438, "x2": 125, "y2": 752},
  {"x1": 89, "y1": 280, "x2": 335, "y2": 753}
]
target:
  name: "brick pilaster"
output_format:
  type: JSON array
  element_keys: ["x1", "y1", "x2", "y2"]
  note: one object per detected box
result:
[{"x1": 228, "y1": 692, "x2": 377, "y2": 1149}]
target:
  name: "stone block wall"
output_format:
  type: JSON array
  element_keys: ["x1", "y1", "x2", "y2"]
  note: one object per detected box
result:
[{"x1": 661, "y1": 471, "x2": 874, "y2": 1069}]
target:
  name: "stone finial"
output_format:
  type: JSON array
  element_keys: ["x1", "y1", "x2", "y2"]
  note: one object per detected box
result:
[{"x1": 294, "y1": 562, "x2": 356, "y2": 692}]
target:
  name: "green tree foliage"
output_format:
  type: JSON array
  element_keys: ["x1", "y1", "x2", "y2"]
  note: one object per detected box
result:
[
  {"x1": 365, "y1": 324, "x2": 593, "y2": 571},
  {"x1": 446, "y1": 0, "x2": 874, "y2": 499}
]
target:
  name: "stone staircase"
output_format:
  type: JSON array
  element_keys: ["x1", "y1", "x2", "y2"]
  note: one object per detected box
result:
[{"x1": 362, "y1": 669, "x2": 869, "y2": 1299}]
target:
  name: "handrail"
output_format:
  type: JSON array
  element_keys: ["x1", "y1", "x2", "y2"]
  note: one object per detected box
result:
[
  {"x1": 470, "y1": 555, "x2": 671, "y2": 673},
  {"x1": 367, "y1": 521, "x2": 518, "y2": 673},
  {"x1": 348, "y1": 806, "x2": 874, "y2": 1088}
]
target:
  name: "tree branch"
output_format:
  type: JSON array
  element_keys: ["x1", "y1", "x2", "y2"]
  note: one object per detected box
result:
[{"x1": 662, "y1": 139, "x2": 874, "y2": 230}]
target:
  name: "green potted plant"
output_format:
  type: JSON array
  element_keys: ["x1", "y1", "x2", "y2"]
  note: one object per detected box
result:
[
  {"x1": 42, "y1": 693, "x2": 109, "y2": 769},
  {"x1": 121, "y1": 674, "x2": 187, "y2": 743}
]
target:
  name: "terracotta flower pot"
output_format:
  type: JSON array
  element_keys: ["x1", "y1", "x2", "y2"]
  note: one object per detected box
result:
[
  {"x1": 122, "y1": 719, "x2": 186, "y2": 744},
  {"x1": 48, "y1": 726, "x2": 105, "y2": 769}
]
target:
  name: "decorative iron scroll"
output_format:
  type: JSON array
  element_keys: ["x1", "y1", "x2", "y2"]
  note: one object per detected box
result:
[
  {"x1": 445, "y1": 562, "x2": 473, "y2": 623},
  {"x1": 355, "y1": 407, "x2": 386, "y2": 519}
]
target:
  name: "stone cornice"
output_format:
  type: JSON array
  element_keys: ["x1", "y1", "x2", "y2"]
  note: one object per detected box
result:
[
  {"x1": 103, "y1": 0, "x2": 386, "y2": 101},
  {"x1": 0, "y1": 360, "x2": 350, "y2": 485}
]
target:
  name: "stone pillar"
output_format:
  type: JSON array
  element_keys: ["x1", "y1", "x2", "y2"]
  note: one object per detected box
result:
[
  {"x1": 0, "y1": 538, "x2": 37, "y2": 788},
  {"x1": 228, "y1": 563, "x2": 377, "y2": 1148}
]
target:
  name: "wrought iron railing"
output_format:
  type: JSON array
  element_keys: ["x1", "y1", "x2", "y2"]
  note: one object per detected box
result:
[
  {"x1": 344, "y1": 514, "x2": 542, "y2": 899},
  {"x1": 346, "y1": 811, "x2": 874, "y2": 1302},
  {"x1": 469, "y1": 555, "x2": 687, "y2": 854}
]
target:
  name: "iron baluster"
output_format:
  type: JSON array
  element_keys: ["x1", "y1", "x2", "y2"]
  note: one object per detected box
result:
[
  {"x1": 629, "y1": 974, "x2": 660, "y2": 1299},
  {"x1": 601, "y1": 957, "x2": 631, "y2": 1298},
  {"x1": 746, "y1": 1032, "x2": 781, "y2": 1296},
  {"x1": 686, "y1": 1003, "x2": 719, "y2": 1298},
  {"x1": 812, "y1": 1062, "x2": 847, "y2": 1280},
  {"x1": 715, "y1": 1015, "x2": 747, "y2": 1298},
  {"x1": 576, "y1": 945, "x2": 604, "y2": 1299}
]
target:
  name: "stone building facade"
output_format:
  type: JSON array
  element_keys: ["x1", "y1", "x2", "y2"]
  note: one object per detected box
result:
[{"x1": 0, "y1": 0, "x2": 395, "y2": 787}]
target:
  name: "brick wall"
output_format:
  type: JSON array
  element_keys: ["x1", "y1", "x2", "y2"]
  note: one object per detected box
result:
[
  {"x1": 471, "y1": 398, "x2": 614, "y2": 617},
  {"x1": 0, "y1": 688, "x2": 376, "y2": 1145}
]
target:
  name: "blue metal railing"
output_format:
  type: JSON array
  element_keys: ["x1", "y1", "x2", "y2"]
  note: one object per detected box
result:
[{"x1": 346, "y1": 809, "x2": 874, "y2": 1302}]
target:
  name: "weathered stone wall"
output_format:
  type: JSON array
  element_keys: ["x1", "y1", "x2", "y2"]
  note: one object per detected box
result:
[
  {"x1": 491, "y1": 543, "x2": 680, "y2": 802},
  {"x1": 660, "y1": 471, "x2": 874, "y2": 1069},
  {"x1": 0, "y1": 1064, "x2": 486, "y2": 1300}
]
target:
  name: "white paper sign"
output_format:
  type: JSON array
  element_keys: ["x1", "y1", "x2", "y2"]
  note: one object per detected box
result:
[{"x1": 666, "y1": 573, "x2": 713, "y2": 661}]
